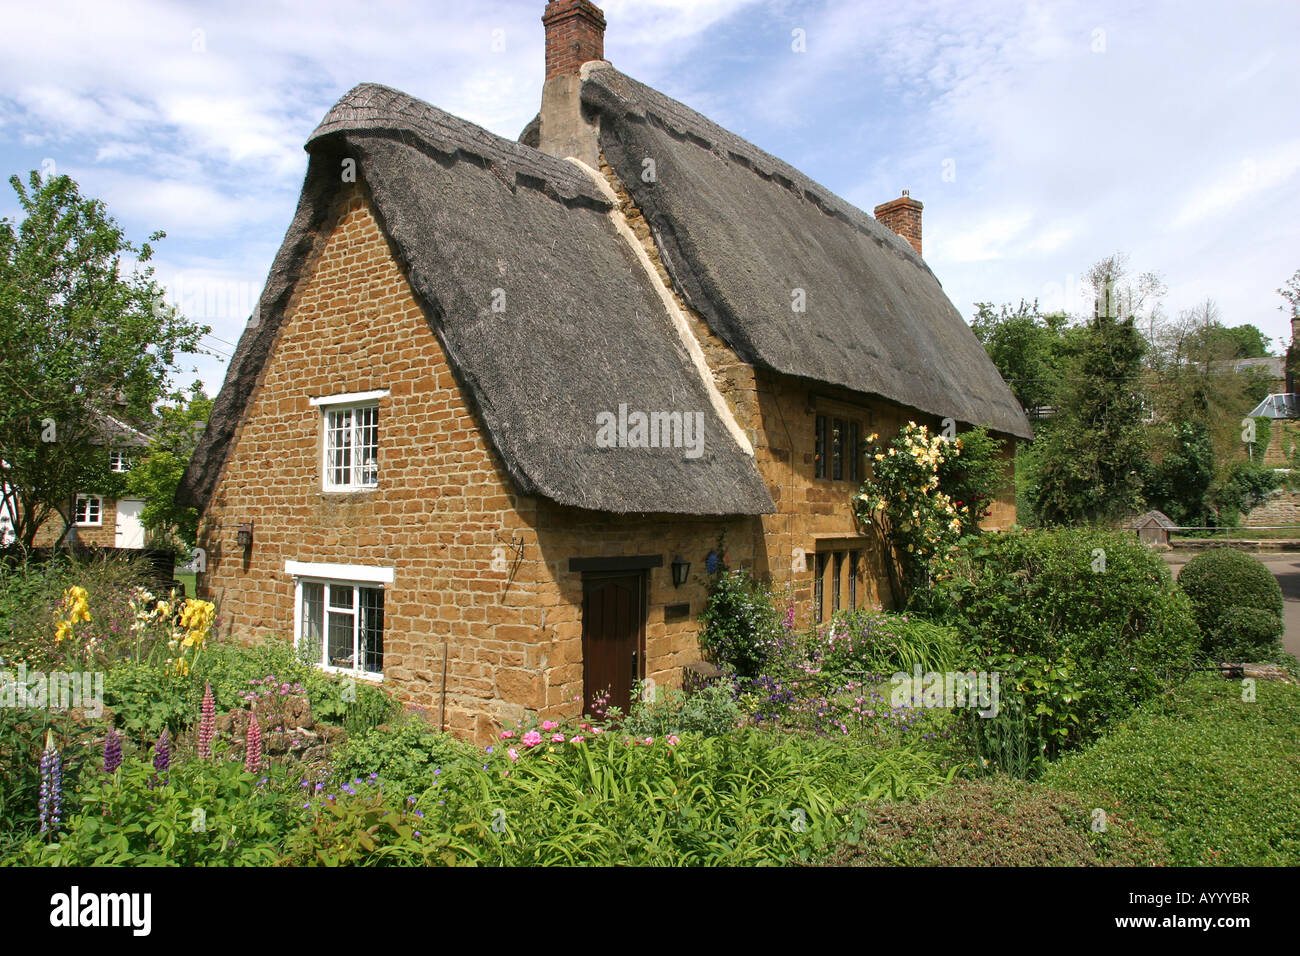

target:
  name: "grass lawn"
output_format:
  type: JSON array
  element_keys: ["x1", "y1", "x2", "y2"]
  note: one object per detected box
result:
[
  {"x1": 824, "y1": 675, "x2": 1300, "y2": 866},
  {"x1": 1040, "y1": 675, "x2": 1300, "y2": 866},
  {"x1": 172, "y1": 570, "x2": 196, "y2": 598}
]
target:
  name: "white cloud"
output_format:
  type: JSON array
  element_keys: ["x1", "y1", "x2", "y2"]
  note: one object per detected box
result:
[{"x1": 2, "y1": 0, "x2": 1299, "y2": 398}]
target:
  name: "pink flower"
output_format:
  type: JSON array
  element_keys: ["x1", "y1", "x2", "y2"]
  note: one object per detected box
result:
[
  {"x1": 551, "y1": 733, "x2": 565, "y2": 743},
  {"x1": 569, "y1": 735, "x2": 585, "y2": 744},
  {"x1": 244, "y1": 713, "x2": 262, "y2": 773},
  {"x1": 667, "y1": 735, "x2": 680, "y2": 747},
  {"x1": 507, "y1": 748, "x2": 519, "y2": 762},
  {"x1": 643, "y1": 737, "x2": 654, "y2": 745},
  {"x1": 500, "y1": 730, "x2": 514, "y2": 739},
  {"x1": 197, "y1": 683, "x2": 216, "y2": 760},
  {"x1": 592, "y1": 727, "x2": 605, "y2": 735},
  {"x1": 521, "y1": 730, "x2": 543, "y2": 748},
  {"x1": 541, "y1": 720, "x2": 558, "y2": 731}
]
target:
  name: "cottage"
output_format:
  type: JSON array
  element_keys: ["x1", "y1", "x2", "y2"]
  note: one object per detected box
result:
[
  {"x1": 19, "y1": 412, "x2": 151, "y2": 550},
  {"x1": 179, "y1": 1, "x2": 1032, "y2": 740}
]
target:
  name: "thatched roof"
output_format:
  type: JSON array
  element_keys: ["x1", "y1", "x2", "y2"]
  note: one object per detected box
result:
[
  {"x1": 183, "y1": 66, "x2": 1034, "y2": 518},
  {"x1": 1124, "y1": 509, "x2": 1177, "y2": 530},
  {"x1": 179, "y1": 83, "x2": 774, "y2": 516},
  {"x1": 580, "y1": 68, "x2": 1033, "y2": 441}
]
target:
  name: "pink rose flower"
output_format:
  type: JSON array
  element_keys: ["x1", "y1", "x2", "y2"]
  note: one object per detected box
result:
[
  {"x1": 667, "y1": 735, "x2": 680, "y2": 746},
  {"x1": 551, "y1": 733, "x2": 565, "y2": 743},
  {"x1": 541, "y1": 720, "x2": 558, "y2": 731},
  {"x1": 522, "y1": 730, "x2": 543, "y2": 748},
  {"x1": 507, "y1": 748, "x2": 519, "y2": 762},
  {"x1": 643, "y1": 737, "x2": 654, "y2": 745},
  {"x1": 500, "y1": 730, "x2": 514, "y2": 739},
  {"x1": 569, "y1": 735, "x2": 585, "y2": 744}
]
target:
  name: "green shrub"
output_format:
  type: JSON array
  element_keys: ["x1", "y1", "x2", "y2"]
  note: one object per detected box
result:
[
  {"x1": 0, "y1": 552, "x2": 158, "y2": 669},
  {"x1": 191, "y1": 639, "x2": 396, "y2": 733},
  {"x1": 623, "y1": 683, "x2": 741, "y2": 738},
  {"x1": 697, "y1": 568, "x2": 784, "y2": 678},
  {"x1": 924, "y1": 528, "x2": 1200, "y2": 771},
  {"x1": 330, "y1": 714, "x2": 474, "y2": 797},
  {"x1": 1042, "y1": 676, "x2": 1300, "y2": 865},
  {"x1": 428, "y1": 730, "x2": 954, "y2": 866},
  {"x1": 103, "y1": 660, "x2": 195, "y2": 743},
  {"x1": 0, "y1": 708, "x2": 89, "y2": 839},
  {"x1": 822, "y1": 776, "x2": 1167, "y2": 866},
  {"x1": 960, "y1": 653, "x2": 1090, "y2": 778},
  {"x1": 1206, "y1": 606, "x2": 1285, "y2": 663},
  {"x1": 1177, "y1": 548, "x2": 1283, "y2": 641},
  {"x1": 283, "y1": 776, "x2": 471, "y2": 866},
  {"x1": 21, "y1": 748, "x2": 298, "y2": 866},
  {"x1": 814, "y1": 610, "x2": 960, "y2": 678}
]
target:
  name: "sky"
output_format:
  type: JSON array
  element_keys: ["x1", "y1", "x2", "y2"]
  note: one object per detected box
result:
[{"x1": 2, "y1": 0, "x2": 1298, "y2": 397}]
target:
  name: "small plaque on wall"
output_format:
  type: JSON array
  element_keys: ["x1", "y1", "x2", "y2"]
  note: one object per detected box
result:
[{"x1": 664, "y1": 602, "x2": 691, "y2": 622}]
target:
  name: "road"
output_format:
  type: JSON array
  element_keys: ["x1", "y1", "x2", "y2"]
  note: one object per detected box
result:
[{"x1": 1165, "y1": 552, "x2": 1300, "y2": 659}]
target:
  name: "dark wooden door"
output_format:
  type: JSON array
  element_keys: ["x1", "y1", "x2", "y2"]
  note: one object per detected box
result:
[{"x1": 581, "y1": 571, "x2": 646, "y2": 717}]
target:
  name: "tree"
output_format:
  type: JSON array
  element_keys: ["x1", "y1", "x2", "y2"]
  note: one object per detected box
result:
[
  {"x1": 1028, "y1": 256, "x2": 1149, "y2": 525},
  {"x1": 970, "y1": 299, "x2": 1073, "y2": 412},
  {"x1": 1280, "y1": 268, "x2": 1300, "y2": 390},
  {"x1": 0, "y1": 171, "x2": 207, "y2": 548},
  {"x1": 126, "y1": 382, "x2": 213, "y2": 550}
]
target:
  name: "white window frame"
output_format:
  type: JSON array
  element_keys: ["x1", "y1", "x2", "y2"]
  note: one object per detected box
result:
[
  {"x1": 311, "y1": 391, "x2": 388, "y2": 493},
  {"x1": 74, "y1": 494, "x2": 103, "y2": 527},
  {"x1": 109, "y1": 450, "x2": 130, "y2": 473},
  {"x1": 287, "y1": 561, "x2": 392, "y2": 681}
]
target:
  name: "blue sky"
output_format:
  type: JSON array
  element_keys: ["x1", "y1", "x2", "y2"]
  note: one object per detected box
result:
[{"x1": 3, "y1": 0, "x2": 1298, "y2": 397}]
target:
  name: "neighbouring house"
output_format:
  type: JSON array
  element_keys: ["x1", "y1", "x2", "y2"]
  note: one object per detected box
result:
[
  {"x1": 1210, "y1": 355, "x2": 1285, "y2": 395},
  {"x1": 179, "y1": 0, "x2": 1032, "y2": 740},
  {"x1": 14, "y1": 413, "x2": 152, "y2": 550}
]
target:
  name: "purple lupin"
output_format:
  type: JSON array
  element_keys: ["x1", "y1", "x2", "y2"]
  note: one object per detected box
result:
[
  {"x1": 39, "y1": 730, "x2": 63, "y2": 835},
  {"x1": 103, "y1": 728, "x2": 122, "y2": 773}
]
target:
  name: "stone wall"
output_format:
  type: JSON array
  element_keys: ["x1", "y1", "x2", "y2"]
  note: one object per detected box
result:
[{"x1": 32, "y1": 498, "x2": 120, "y2": 549}]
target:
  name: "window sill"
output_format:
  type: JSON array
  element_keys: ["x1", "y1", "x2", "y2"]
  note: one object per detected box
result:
[{"x1": 316, "y1": 663, "x2": 384, "y2": 683}]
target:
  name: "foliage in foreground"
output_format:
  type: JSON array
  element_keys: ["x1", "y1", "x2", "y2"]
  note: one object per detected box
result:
[
  {"x1": 820, "y1": 775, "x2": 1166, "y2": 867},
  {"x1": 16, "y1": 721, "x2": 956, "y2": 866},
  {"x1": 921, "y1": 527, "x2": 1200, "y2": 774},
  {"x1": 1041, "y1": 676, "x2": 1300, "y2": 866}
]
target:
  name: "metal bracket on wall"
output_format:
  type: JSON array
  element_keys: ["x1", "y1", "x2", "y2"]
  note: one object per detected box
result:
[{"x1": 495, "y1": 532, "x2": 525, "y2": 591}]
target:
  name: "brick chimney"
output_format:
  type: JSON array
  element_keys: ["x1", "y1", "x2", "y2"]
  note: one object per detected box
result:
[
  {"x1": 874, "y1": 191, "x2": 923, "y2": 256},
  {"x1": 537, "y1": 1, "x2": 609, "y2": 168},
  {"x1": 543, "y1": 1, "x2": 606, "y2": 81}
]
